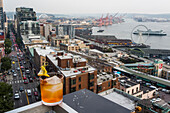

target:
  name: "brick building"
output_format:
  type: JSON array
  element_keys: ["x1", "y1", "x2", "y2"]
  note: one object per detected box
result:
[
  {"x1": 33, "y1": 45, "x2": 60, "y2": 72},
  {"x1": 97, "y1": 72, "x2": 120, "y2": 93},
  {"x1": 46, "y1": 52, "x2": 97, "y2": 94}
]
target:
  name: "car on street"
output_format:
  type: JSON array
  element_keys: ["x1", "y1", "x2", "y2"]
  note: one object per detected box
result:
[
  {"x1": 17, "y1": 67, "x2": 20, "y2": 71},
  {"x1": 24, "y1": 61, "x2": 26, "y2": 64},
  {"x1": 34, "y1": 92, "x2": 38, "y2": 96},
  {"x1": 19, "y1": 86, "x2": 24, "y2": 92},
  {"x1": 14, "y1": 93, "x2": 20, "y2": 99},
  {"x1": 24, "y1": 79, "x2": 29, "y2": 84},
  {"x1": 28, "y1": 75, "x2": 31, "y2": 78},
  {"x1": 29, "y1": 77, "x2": 33, "y2": 82},
  {"x1": 11, "y1": 70, "x2": 15, "y2": 73},
  {"x1": 27, "y1": 89, "x2": 32, "y2": 96},
  {"x1": 13, "y1": 73, "x2": 17, "y2": 77},
  {"x1": 26, "y1": 70, "x2": 30, "y2": 74},
  {"x1": 35, "y1": 96, "x2": 40, "y2": 101},
  {"x1": 23, "y1": 76, "x2": 27, "y2": 80}
]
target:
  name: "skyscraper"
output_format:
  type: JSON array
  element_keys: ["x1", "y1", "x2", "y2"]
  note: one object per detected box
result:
[
  {"x1": 56, "y1": 24, "x2": 75, "y2": 38},
  {"x1": 0, "y1": 0, "x2": 4, "y2": 30}
]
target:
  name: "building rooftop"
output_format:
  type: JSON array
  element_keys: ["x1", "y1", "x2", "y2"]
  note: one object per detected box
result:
[
  {"x1": 63, "y1": 89, "x2": 131, "y2": 113},
  {"x1": 97, "y1": 72, "x2": 116, "y2": 85},
  {"x1": 100, "y1": 90, "x2": 135, "y2": 111},
  {"x1": 61, "y1": 65, "x2": 96, "y2": 78},
  {"x1": 47, "y1": 52, "x2": 96, "y2": 78},
  {"x1": 34, "y1": 46, "x2": 56, "y2": 57},
  {"x1": 22, "y1": 34, "x2": 49, "y2": 45},
  {"x1": 119, "y1": 77, "x2": 138, "y2": 88},
  {"x1": 89, "y1": 49, "x2": 103, "y2": 54}
]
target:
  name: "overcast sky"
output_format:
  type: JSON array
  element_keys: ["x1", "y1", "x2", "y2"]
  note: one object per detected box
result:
[{"x1": 4, "y1": 0, "x2": 170, "y2": 14}]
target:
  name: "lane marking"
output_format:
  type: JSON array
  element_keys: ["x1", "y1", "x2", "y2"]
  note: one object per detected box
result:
[{"x1": 25, "y1": 91, "x2": 30, "y2": 105}]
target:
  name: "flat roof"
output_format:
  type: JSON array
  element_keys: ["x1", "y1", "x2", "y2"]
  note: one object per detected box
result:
[
  {"x1": 61, "y1": 66, "x2": 96, "y2": 77},
  {"x1": 121, "y1": 66, "x2": 170, "y2": 87},
  {"x1": 103, "y1": 91, "x2": 135, "y2": 110},
  {"x1": 21, "y1": 35, "x2": 49, "y2": 45},
  {"x1": 35, "y1": 46, "x2": 56, "y2": 57},
  {"x1": 63, "y1": 89, "x2": 131, "y2": 113}
]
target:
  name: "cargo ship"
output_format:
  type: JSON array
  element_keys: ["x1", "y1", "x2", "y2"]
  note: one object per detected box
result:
[{"x1": 133, "y1": 29, "x2": 167, "y2": 36}]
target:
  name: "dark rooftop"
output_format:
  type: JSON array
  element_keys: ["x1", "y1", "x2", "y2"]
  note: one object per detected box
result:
[{"x1": 63, "y1": 89, "x2": 131, "y2": 113}]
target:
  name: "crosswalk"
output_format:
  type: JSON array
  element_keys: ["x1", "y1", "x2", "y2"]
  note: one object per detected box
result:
[
  {"x1": 8, "y1": 80, "x2": 24, "y2": 84},
  {"x1": 7, "y1": 80, "x2": 40, "y2": 85}
]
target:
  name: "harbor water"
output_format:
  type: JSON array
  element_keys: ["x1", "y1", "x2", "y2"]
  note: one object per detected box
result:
[{"x1": 92, "y1": 19, "x2": 170, "y2": 50}]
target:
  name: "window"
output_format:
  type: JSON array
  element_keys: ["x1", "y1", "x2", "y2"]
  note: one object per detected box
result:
[
  {"x1": 136, "y1": 87, "x2": 138, "y2": 92},
  {"x1": 132, "y1": 89, "x2": 134, "y2": 94},
  {"x1": 89, "y1": 74, "x2": 94, "y2": 80},
  {"x1": 128, "y1": 91, "x2": 130, "y2": 94},
  {"x1": 90, "y1": 88, "x2": 94, "y2": 92},
  {"x1": 71, "y1": 79, "x2": 76, "y2": 85},
  {"x1": 108, "y1": 82, "x2": 110, "y2": 87},
  {"x1": 71, "y1": 87, "x2": 76, "y2": 93},
  {"x1": 79, "y1": 84, "x2": 81, "y2": 89},
  {"x1": 89, "y1": 81, "x2": 94, "y2": 87},
  {"x1": 113, "y1": 81, "x2": 116, "y2": 86},
  {"x1": 98, "y1": 86, "x2": 102, "y2": 91},
  {"x1": 79, "y1": 77, "x2": 81, "y2": 82}
]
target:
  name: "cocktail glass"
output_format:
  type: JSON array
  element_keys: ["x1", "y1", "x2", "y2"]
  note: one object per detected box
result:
[{"x1": 40, "y1": 75, "x2": 63, "y2": 106}]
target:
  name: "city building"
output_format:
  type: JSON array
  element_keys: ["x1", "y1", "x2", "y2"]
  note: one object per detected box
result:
[
  {"x1": 119, "y1": 76, "x2": 156, "y2": 99},
  {"x1": 46, "y1": 51, "x2": 97, "y2": 94},
  {"x1": 20, "y1": 21, "x2": 40, "y2": 35},
  {"x1": 0, "y1": 0, "x2": 4, "y2": 30},
  {"x1": 60, "y1": 39, "x2": 89, "y2": 52},
  {"x1": 56, "y1": 24, "x2": 75, "y2": 38},
  {"x1": 51, "y1": 35, "x2": 69, "y2": 47},
  {"x1": 40, "y1": 23, "x2": 52, "y2": 40},
  {"x1": 97, "y1": 72, "x2": 120, "y2": 93},
  {"x1": 15, "y1": 7, "x2": 37, "y2": 36},
  {"x1": 21, "y1": 34, "x2": 50, "y2": 49},
  {"x1": 33, "y1": 45, "x2": 59, "y2": 71}
]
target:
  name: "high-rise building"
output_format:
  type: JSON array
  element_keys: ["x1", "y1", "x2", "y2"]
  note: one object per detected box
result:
[
  {"x1": 20, "y1": 20, "x2": 40, "y2": 35},
  {"x1": 56, "y1": 24, "x2": 75, "y2": 38},
  {"x1": 16, "y1": 7, "x2": 37, "y2": 36},
  {"x1": 0, "y1": 0, "x2": 4, "y2": 30}
]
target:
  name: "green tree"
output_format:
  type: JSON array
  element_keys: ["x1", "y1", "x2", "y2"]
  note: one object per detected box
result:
[
  {"x1": 6, "y1": 31, "x2": 10, "y2": 39},
  {"x1": 1, "y1": 57, "x2": 11, "y2": 71},
  {"x1": 0, "y1": 82, "x2": 14, "y2": 112},
  {"x1": 16, "y1": 38, "x2": 21, "y2": 46},
  {"x1": 4, "y1": 38, "x2": 12, "y2": 48},
  {"x1": 1, "y1": 57, "x2": 11, "y2": 63},
  {"x1": 5, "y1": 48, "x2": 12, "y2": 55}
]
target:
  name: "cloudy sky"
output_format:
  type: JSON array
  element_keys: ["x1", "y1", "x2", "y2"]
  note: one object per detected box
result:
[{"x1": 4, "y1": 0, "x2": 170, "y2": 14}]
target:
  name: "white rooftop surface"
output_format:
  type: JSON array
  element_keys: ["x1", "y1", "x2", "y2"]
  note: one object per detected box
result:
[
  {"x1": 47, "y1": 54, "x2": 58, "y2": 67},
  {"x1": 47, "y1": 52, "x2": 96, "y2": 77},
  {"x1": 35, "y1": 47, "x2": 56, "y2": 57},
  {"x1": 22, "y1": 35, "x2": 49, "y2": 44},
  {"x1": 89, "y1": 49, "x2": 103, "y2": 54},
  {"x1": 103, "y1": 92, "x2": 135, "y2": 110},
  {"x1": 61, "y1": 66, "x2": 96, "y2": 77}
]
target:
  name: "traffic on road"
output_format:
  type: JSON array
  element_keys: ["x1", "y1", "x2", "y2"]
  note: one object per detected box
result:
[{"x1": 7, "y1": 31, "x2": 40, "y2": 108}]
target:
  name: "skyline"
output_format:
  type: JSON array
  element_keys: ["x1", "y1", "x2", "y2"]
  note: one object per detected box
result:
[{"x1": 4, "y1": 0, "x2": 170, "y2": 14}]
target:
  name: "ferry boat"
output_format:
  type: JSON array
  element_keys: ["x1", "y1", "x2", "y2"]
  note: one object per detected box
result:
[{"x1": 133, "y1": 29, "x2": 167, "y2": 36}]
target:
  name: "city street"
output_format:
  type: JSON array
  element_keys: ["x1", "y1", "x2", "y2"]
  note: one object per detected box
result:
[{"x1": 7, "y1": 31, "x2": 40, "y2": 108}]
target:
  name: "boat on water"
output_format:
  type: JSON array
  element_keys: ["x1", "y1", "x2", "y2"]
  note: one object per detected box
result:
[
  {"x1": 133, "y1": 29, "x2": 167, "y2": 36},
  {"x1": 97, "y1": 30, "x2": 104, "y2": 33}
]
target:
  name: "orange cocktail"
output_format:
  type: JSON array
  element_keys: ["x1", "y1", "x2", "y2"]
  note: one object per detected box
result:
[{"x1": 40, "y1": 76, "x2": 63, "y2": 106}]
